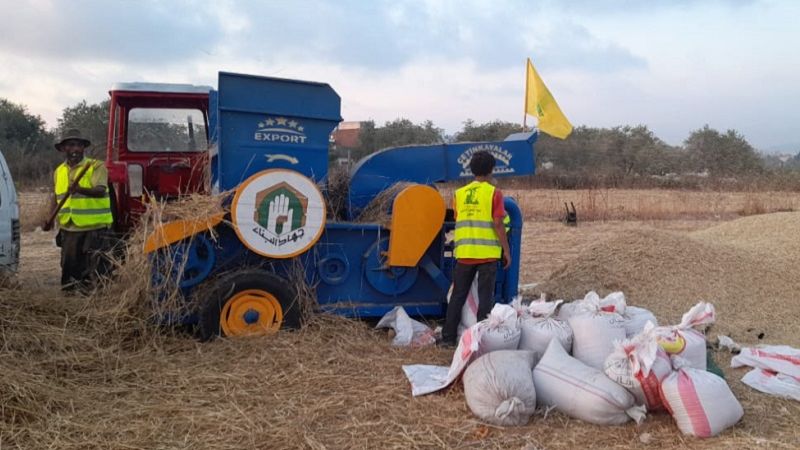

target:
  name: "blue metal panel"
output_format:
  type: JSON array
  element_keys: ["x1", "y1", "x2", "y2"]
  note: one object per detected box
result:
[
  {"x1": 309, "y1": 223, "x2": 450, "y2": 316},
  {"x1": 502, "y1": 197, "x2": 523, "y2": 301},
  {"x1": 214, "y1": 72, "x2": 342, "y2": 191},
  {"x1": 168, "y1": 195, "x2": 524, "y2": 323},
  {"x1": 347, "y1": 132, "x2": 537, "y2": 219}
]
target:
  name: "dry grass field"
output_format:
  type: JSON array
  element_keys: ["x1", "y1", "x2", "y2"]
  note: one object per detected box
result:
[{"x1": 2, "y1": 189, "x2": 799, "y2": 449}]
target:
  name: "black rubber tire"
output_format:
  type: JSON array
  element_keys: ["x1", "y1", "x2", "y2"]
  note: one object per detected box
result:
[{"x1": 197, "y1": 269, "x2": 301, "y2": 341}]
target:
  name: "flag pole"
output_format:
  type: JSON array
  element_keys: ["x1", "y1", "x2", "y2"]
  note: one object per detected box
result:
[{"x1": 523, "y1": 58, "x2": 529, "y2": 132}]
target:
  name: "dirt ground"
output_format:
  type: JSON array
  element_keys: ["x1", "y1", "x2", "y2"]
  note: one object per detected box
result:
[{"x1": 2, "y1": 194, "x2": 800, "y2": 449}]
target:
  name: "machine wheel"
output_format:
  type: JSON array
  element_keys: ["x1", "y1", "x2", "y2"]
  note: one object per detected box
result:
[{"x1": 197, "y1": 269, "x2": 301, "y2": 341}]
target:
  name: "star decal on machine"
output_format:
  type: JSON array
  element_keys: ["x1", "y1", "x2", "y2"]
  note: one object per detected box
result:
[{"x1": 255, "y1": 116, "x2": 308, "y2": 143}]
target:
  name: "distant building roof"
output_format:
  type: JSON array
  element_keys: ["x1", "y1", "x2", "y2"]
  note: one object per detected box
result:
[
  {"x1": 332, "y1": 121, "x2": 363, "y2": 148},
  {"x1": 338, "y1": 121, "x2": 362, "y2": 130}
]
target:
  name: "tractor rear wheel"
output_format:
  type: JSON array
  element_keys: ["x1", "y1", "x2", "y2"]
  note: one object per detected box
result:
[{"x1": 197, "y1": 269, "x2": 301, "y2": 341}]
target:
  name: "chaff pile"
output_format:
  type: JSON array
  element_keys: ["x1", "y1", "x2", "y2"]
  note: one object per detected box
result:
[{"x1": 536, "y1": 212, "x2": 800, "y2": 347}]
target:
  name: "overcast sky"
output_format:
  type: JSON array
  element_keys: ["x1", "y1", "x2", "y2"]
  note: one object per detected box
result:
[{"x1": 1, "y1": 0, "x2": 798, "y2": 151}]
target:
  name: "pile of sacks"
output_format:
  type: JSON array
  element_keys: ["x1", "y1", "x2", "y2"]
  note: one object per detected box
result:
[{"x1": 403, "y1": 292, "x2": 744, "y2": 438}]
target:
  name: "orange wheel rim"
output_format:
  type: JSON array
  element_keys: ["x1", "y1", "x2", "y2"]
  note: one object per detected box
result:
[{"x1": 219, "y1": 289, "x2": 283, "y2": 337}]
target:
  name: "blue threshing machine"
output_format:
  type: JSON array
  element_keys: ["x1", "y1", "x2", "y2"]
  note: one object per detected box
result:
[{"x1": 143, "y1": 72, "x2": 537, "y2": 339}]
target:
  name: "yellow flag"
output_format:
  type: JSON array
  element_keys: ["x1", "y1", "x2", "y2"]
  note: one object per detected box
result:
[{"x1": 525, "y1": 58, "x2": 573, "y2": 139}]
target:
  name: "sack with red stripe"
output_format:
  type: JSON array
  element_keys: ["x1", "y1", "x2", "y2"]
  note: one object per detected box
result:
[
  {"x1": 731, "y1": 345, "x2": 800, "y2": 400},
  {"x1": 534, "y1": 339, "x2": 646, "y2": 426},
  {"x1": 604, "y1": 322, "x2": 671, "y2": 412},
  {"x1": 660, "y1": 356, "x2": 743, "y2": 438},
  {"x1": 731, "y1": 345, "x2": 800, "y2": 379},
  {"x1": 656, "y1": 302, "x2": 715, "y2": 370}
]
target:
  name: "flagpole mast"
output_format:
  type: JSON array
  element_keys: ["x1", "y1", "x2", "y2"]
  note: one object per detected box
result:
[{"x1": 523, "y1": 58, "x2": 529, "y2": 132}]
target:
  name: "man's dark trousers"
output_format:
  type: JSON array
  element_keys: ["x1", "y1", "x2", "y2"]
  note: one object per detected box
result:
[
  {"x1": 442, "y1": 261, "x2": 498, "y2": 344},
  {"x1": 59, "y1": 229, "x2": 113, "y2": 292}
]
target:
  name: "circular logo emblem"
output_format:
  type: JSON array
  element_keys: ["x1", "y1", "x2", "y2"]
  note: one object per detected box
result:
[{"x1": 231, "y1": 169, "x2": 326, "y2": 258}]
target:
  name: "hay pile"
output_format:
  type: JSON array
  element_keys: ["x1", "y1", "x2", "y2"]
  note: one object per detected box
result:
[
  {"x1": 5, "y1": 286, "x2": 798, "y2": 449},
  {"x1": 2, "y1": 207, "x2": 800, "y2": 448},
  {"x1": 537, "y1": 212, "x2": 800, "y2": 347},
  {"x1": 325, "y1": 166, "x2": 350, "y2": 221},
  {"x1": 79, "y1": 193, "x2": 230, "y2": 334},
  {"x1": 355, "y1": 182, "x2": 414, "y2": 225}
]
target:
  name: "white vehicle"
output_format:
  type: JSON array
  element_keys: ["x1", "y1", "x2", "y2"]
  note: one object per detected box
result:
[{"x1": 0, "y1": 150, "x2": 20, "y2": 275}]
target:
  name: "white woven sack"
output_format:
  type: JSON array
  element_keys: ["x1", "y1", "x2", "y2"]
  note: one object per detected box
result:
[
  {"x1": 656, "y1": 302, "x2": 715, "y2": 370},
  {"x1": 660, "y1": 357, "x2": 743, "y2": 438},
  {"x1": 599, "y1": 291, "x2": 627, "y2": 314},
  {"x1": 518, "y1": 299, "x2": 573, "y2": 355},
  {"x1": 463, "y1": 350, "x2": 538, "y2": 427},
  {"x1": 534, "y1": 339, "x2": 646, "y2": 426},
  {"x1": 603, "y1": 322, "x2": 671, "y2": 411},
  {"x1": 568, "y1": 298, "x2": 626, "y2": 369},
  {"x1": 731, "y1": 345, "x2": 800, "y2": 379},
  {"x1": 557, "y1": 290, "x2": 627, "y2": 321},
  {"x1": 623, "y1": 306, "x2": 658, "y2": 338},
  {"x1": 404, "y1": 305, "x2": 520, "y2": 397},
  {"x1": 731, "y1": 345, "x2": 800, "y2": 401},
  {"x1": 476, "y1": 304, "x2": 521, "y2": 356},
  {"x1": 555, "y1": 300, "x2": 583, "y2": 322},
  {"x1": 740, "y1": 368, "x2": 800, "y2": 401},
  {"x1": 375, "y1": 306, "x2": 435, "y2": 347}
]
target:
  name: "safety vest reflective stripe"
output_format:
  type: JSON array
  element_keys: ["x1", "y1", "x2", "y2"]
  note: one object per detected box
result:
[
  {"x1": 455, "y1": 238, "x2": 500, "y2": 246},
  {"x1": 58, "y1": 192, "x2": 96, "y2": 200},
  {"x1": 58, "y1": 208, "x2": 112, "y2": 215},
  {"x1": 454, "y1": 181, "x2": 501, "y2": 259},
  {"x1": 54, "y1": 159, "x2": 113, "y2": 228},
  {"x1": 455, "y1": 220, "x2": 495, "y2": 229}
]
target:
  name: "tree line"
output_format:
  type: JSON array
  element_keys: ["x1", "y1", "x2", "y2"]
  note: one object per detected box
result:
[
  {"x1": 2, "y1": 97, "x2": 799, "y2": 189},
  {"x1": 339, "y1": 119, "x2": 800, "y2": 189},
  {"x1": 1, "y1": 98, "x2": 108, "y2": 186}
]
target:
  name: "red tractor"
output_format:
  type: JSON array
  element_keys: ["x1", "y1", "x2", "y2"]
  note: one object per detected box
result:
[{"x1": 104, "y1": 82, "x2": 212, "y2": 231}]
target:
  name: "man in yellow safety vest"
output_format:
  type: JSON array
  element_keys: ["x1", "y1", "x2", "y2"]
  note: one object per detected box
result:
[
  {"x1": 441, "y1": 151, "x2": 511, "y2": 346},
  {"x1": 43, "y1": 129, "x2": 114, "y2": 294}
]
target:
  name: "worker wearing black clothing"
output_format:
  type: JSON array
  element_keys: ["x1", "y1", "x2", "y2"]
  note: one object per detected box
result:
[{"x1": 441, "y1": 151, "x2": 511, "y2": 346}]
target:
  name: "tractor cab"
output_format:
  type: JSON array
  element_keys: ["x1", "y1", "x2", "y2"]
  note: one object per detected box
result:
[{"x1": 105, "y1": 83, "x2": 212, "y2": 231}]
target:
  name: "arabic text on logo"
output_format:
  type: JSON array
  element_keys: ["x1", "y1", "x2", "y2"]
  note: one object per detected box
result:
[{"x1": 253, "y1": 182, "x2": 309, "y2": 248}]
